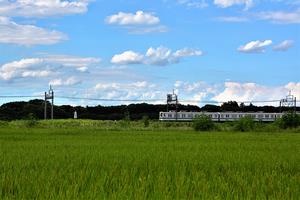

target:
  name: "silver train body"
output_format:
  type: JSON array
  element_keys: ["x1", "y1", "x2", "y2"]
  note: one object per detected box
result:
[{"x1": 159, "y1": 111, "x2": 286, "y2": 122}]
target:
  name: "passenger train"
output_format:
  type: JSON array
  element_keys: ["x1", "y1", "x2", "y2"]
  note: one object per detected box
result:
[{"x1": 159, "y1": 111, "x2": 288, "y2": 122}]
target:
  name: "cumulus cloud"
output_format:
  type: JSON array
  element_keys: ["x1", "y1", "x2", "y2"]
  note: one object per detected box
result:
[
  {"x1": 111, "y1": 51, "x2": 144, "y2": 65},
  {"x1": 0, "y1": 17, "x2": 67, "y2": 45},
  {"x1": 111, "y1": 47, "x2": 203, "y2": 66},
  {"x1": 105, "y1": 10, "x2": 167, "y2": 34},
  {"x1": 0, "y1": 55, "x2": 101, "y2": 81},
  {"x1": 0, "y1": 58, "x2": 49, "y2": 80},
  {"x1": 257, "y1": 9, "x2": 300, "y2": 24},
  {"x1": 0, "y1": 0, "x2": 90, "y2": 17},
  {"x1": 145, "y1": 47, "x2": 177, "y2": 66},
  {"x1": 273, "y1": 40, "x2": 294, "y2": 51},
  {"x1": 214, "y1": 0, "x2": 253, "y2": 9},
  {"x1": 88, "y1": 80, "x2": 300, "y2": 106},
  {"x1": 91, "y1": 81, "x2": 164, "y2": 103},
  {"x1": 212, "y1": 82, "x2": 300, "y2": 104},
  {"x1": 238, "y1": 40, "x2": 273, "y2": 53},
  {"x1": 106, "y1": 11, "x2": 159, "y2": 25}
]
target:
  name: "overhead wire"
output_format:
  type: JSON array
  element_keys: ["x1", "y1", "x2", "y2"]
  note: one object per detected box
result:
[{"x1": 0, "y1": 95, "x2": 298, "y2": 105}]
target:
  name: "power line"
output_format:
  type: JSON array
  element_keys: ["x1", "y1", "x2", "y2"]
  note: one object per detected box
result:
[
  {"x1": 0, "y1": 95, "x2": 43, "y2": 98},
  {"x1": 56, "y1": 95, "x2": 165, "y2": 102},
  {"x1": 56, "y1": 96, "x2": 282, "y2": 104},
  {"x1": 0, "y1": 94, "x2": 298, "y2": 104}
]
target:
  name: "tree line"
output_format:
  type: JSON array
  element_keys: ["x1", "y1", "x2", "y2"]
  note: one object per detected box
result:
[{"x1": 0, "y1": 99, "x2": 298, "y2": 121}]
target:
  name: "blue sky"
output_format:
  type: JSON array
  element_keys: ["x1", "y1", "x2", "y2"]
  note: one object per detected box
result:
[{"x1": 0, "y1": 0, "x2": 299, "y2": 106}]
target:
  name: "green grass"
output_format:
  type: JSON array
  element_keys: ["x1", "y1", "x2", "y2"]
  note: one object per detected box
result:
[{"x1": 0, "y1": 127, "x2": 299, "y2": 199}]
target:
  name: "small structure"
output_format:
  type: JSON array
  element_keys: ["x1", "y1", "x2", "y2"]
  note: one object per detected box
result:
[
  {"x1": 74, "y1": 111, "x2": 78, "y2": 119},
  {"x1": 280, "y1": 91, "x2": 297, "y2": 113},
  {"x1": 167, "y1": 90, "x2": 178, "y2": 120}
]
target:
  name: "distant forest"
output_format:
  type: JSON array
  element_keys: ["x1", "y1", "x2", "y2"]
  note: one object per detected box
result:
[{"x1": 0, "y1": 99, "x2": 299, "y2": 121}]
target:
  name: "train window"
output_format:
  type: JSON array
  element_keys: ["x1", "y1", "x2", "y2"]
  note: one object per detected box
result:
[
  {"x1": 232, "y1": 114, "x2": 237, "y2": 118},
  {"x1": 226, "y1": 114, "x2": 230, "y2": 118},
  {"x1": 239, "y1": 115, "x2": 243, "y2": 118},
  {"x1": 188, "y1": 114, "x2": 192, "y2": 118},
  {"x1": 182, "y1": 114, "x2": 186, "y2": 118},
  {"x1": 265, "y1": 115, "x2": 269, "y2": 118},
  {"x1": 209, "y1": 114, "x2": 212, "y2": 118},
  {"x1": 168, "y1": 114, "x2": 172, "y2": 117},
  {"x1": 214, "y1": 114, "x2": 218, "y2": 118},
  {"x1": 221, "y1": 114, "x2": 223, "y2": 118},
  {"x1": 270, "y1": 115, "x2": 274, "y2": 118}
]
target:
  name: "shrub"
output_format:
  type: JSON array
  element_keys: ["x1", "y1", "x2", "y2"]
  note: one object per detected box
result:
[
  {"x1": 234, "y1": 116, "x2": 255, "y2": 132},
  {"x1": 142, "y1": 116, "x2": 150, "y2": 128},
  {"x1": 193, "y1": 114, "x2": 214, "y2": 131},
  {"x1": 276, "y1": 112, "x2": 300, "y2": 129},
  {"x1": 0, "y1": 121, "x2": 9, "y2": 127},
  {"x1": 25, "y1": 113, "x2": 38, "y2": 127}
]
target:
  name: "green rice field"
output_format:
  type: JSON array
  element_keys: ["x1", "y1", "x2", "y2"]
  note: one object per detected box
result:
[{"x1": 0, "y1": 126, "x2": 299, "y2": 199}]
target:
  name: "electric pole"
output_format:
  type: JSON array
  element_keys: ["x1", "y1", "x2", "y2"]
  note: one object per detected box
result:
[{"x1": 44, "y1": 85, "x2": 54, "y2": 120}]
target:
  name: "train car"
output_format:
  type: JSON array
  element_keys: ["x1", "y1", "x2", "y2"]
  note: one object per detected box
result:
[{"x1": 159, "y1": 111, "x2": 285, "y2": 122}]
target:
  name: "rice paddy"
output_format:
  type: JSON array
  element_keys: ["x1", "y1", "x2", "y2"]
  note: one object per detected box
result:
[{"x1": 0, "y1": 125, "x2": 299, "y2": 199}]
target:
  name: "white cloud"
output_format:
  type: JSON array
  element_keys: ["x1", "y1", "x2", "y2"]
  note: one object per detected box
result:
[
  {"x1": 273, "y1": 40, "x2": 294, "y2": 51},
  {"x1": 177, "y1": 0, "x2": 208, "y2": 8},
  {"x1": 0, "y1": 58, "x2": 45, "y2": 80},
  {"x1": 49, "y1": 77, "x2": 81, "y2": 86},
  {"x1": 0, "y1": 17, "x2": 67, "y2": 45},
  {"x1": 0, "y1": 55, "x2": 101, "y2": 81},
  {"x1": 0, "y1": 0, "x2": 90, "y2": 17},
  {"x1": 173, "y1": 81, "x2": 218, "y2": 104},
  {"x1": 106, "y1": 11, "x2": 160, "y2": 25},
  {"x1": 257, "y1": 9, "x2": 300, "y2": 24},
  {"x1": 95, "y1": 81, "x2": 150, "y2": 91},
  {"x1": 89, "y1": 80, "x2": 300, "y2": 106},
  {"x1": 111, "y1": 51, "x2": 144, "y2": 65},
  {"x1": 127, "y1": 25, "x2": 168, "y2": 34},
  {"x1": 145, "y1": 47, "x2": 176, "y2": 66},
  {"x1": 212, "y1": 82, "x2": 300, "y2": 104},
  {"x1": 173, "y1": 48, "x2": 203, "y2": 57},
  {"x1": 111, "y1": 46, "x2": 203, "y2": 66},
  {"x1": 105, "y1": 10, "x2": 167, "y2": 34},
  {"x1": 91, "y1": 81, "x2": 164, "y2": 104},
  {"x1": 238, "y1": 40, "x2": 273, "y2": 53},
  {"x1": 214, "y1": 0, "x2": 253, "y2": 9},
  {"x1": 22, "y1": 70, "x2": 52, "y2": 78},
  {"x1": 216, "y1": 16, "x2": 249, "y2": 22},
  {"x1": 44, "y1": 55, "x2": 101, "y2": 69},
  {"x1": 285, "y1": 82, "x2": 300, "y2": 99}
]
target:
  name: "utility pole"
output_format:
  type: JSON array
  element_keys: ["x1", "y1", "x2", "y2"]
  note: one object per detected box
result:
[
  {"x1": 280, "y1": 91, "x2": 296, "y2": 114},
  {"x1": 44, "y1": 85, "x2": 54, "y2": 120},
  {"x1": 167, "y1": 90, "x2": 178, "y2": 121}
]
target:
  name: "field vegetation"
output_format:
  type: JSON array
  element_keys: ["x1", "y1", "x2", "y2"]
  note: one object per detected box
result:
[{"x1": 0, "y1": 116, "x2": 299, "y2": 199}]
